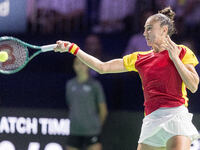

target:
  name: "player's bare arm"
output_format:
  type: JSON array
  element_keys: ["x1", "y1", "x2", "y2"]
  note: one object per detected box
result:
[
  {"x1": 77, "y1": 50, "x2": 127, "y2": 74},
  {"x1": 55, "y1": 40, "x2": 128, "y2": 74},
  {"x1": 163, "y1": 36, "x2": 199, "y2": 93}
]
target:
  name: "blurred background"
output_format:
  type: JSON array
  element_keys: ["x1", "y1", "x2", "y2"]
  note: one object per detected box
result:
[{"x1": 0, "y1": 0, "x2": 199, "y2": 150}]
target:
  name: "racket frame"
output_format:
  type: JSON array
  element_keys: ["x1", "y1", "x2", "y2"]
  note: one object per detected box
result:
[{"x1": 0, "y1": 36, "x2": 57, "y2": 74}]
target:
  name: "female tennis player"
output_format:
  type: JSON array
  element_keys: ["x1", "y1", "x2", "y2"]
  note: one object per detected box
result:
[{"x1": 54, "y1": 7, "x2": 199, "y2": 150}]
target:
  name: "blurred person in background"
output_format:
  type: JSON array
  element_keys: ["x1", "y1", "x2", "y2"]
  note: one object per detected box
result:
[
  {"x1": 27, "y1": 0, "x2": 36, "y2": 31},
  {"x1": 123, "y1": 11, "x2": 153, "y2": 56},
  {"x1": 52, "y1": 0, "x2": 86, "y2": 33},
  {"x1": 27, "y1": 0, "x2": 86, "y2": 34},
  {"x1": 154, "y1": 0, "x2": 200, "y2": 38},
  {"x1": 65, "y1": 57, "x2": 107, "y2": 150},
  {"x1": 85, "y1": 0, "x2": 101, "y2": 31},
  {"x1": 84, "y1": 35, "x2": 102, "y2": 60},
  {"x1": 55, "y1": 7, "x2": 199, "y2": 150},
  {"x1": 27, "y1": 0, "x2": 56, "y2": 34},
  {"x1": 84, "y1": 34, "x2": 103, "y2": 77},
  {"x1": 93, "y1": 0, "x2": 137, "y2": 33}
]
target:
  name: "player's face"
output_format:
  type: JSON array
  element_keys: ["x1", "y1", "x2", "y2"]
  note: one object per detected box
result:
[
  {"x1": 73, "y1": 58, "x2": 89, "y2": 75},
  {"x1": 143, "y1": 17, "x2": 165, "y2": 47}
]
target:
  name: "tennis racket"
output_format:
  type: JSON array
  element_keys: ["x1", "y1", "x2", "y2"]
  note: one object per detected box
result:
[{"x1": 0, "y1": 36, "x2": 57, "y2": 74}]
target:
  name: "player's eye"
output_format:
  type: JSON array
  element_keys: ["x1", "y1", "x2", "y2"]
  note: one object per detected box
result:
[{"x1": 147, "y1": 27, "x2": 152, "y2": 31}]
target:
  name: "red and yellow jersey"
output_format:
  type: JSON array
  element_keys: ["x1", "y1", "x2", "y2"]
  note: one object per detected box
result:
[{"x1": 123, "y1": 45, "x2": 199, "y2": 115}]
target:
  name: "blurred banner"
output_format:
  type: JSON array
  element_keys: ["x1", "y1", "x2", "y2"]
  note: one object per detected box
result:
[
  {"x1": 0, "y1": 108, "x2": 200, "y2": 150},
  {"x1": 0, "y1": 0, "x2": 27, "y2": 33},
  {"x1": 0, "y1": 108, "x2": 69, "y2": 150}
]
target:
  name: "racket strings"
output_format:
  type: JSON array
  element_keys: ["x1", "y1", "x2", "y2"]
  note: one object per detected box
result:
[{"x1": 0, "y1": 40, "x2": 28, "y2": 72}]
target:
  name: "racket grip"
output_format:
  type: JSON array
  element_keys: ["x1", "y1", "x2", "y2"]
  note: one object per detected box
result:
[{"x1": 41, "y1": 44, "x2": 57, "y2": 52}]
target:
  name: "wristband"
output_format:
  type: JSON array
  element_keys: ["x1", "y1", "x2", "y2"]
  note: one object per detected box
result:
[{"x1": 64, "y1": 43, "x2": 80, "y2": 55}]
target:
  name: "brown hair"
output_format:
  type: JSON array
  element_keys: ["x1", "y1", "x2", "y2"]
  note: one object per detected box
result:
[
  {"x1": 159, "y1": 6, "x2": 175, "y2": 21},
  {"x1": 153, "y1": 7, "x2": 176, "y2": 36}
]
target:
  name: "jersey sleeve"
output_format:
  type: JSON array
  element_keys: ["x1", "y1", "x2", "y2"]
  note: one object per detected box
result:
[
  {"x1": 123, "y1": 52, "x2": 138, "y2": 72},
  {"x1": 181, "y1": 45, "x2": 199, "y2": 67}
]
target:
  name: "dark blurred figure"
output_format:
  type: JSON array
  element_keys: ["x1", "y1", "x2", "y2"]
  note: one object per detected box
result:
[
  {"x1": 123, "y1": 11, "x2": 153, "y2": 55},
  {"x1": 92, "y1": 0, "x2": 137, "y2": 33},
  {"x1": 65, "y1": 57, "x2": 108, "y2": 150},
  {"x1": 154, "y1": 0, "x2": 200, "y2": 38},
  {"x1": 181, "y1": 38, "x2": 200, "y2": 56},
  {"x1": 181, "y1": 39, "x2": 196, "y2": 54},
  {"x1": 84, "y1": 35, "x2": 102, "y2": 59},
  {"x1": 27, "y1": 0, "x2": 86, "y2": 34},
  {"x1": 53, "y1": 0, "x2": 86, "y2": 33},
  {"x1": 84, "y1": 34, "x2": 103, "y2": 77},
  {"x1": 27, "y1": 0, "x2": 56, "y2": 34},
  {"x1": 85, "y1": 0, "x2": 101, "y2": 31}
]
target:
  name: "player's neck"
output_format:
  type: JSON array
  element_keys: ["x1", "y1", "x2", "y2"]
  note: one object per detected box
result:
[{"x1": 152, "y1": 44, "x2": 165, "y2": 53}]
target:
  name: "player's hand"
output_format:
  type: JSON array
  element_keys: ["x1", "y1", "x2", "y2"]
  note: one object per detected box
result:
[
  {"x1": 54, "y1": 40, "x2": 80, "y2": 55},
  {"x1": 162, "y1": 35, "x2": 181, "y2": 60},
  {"x1": 54, "y1": 40, "x2": 71, "y2": 53}
]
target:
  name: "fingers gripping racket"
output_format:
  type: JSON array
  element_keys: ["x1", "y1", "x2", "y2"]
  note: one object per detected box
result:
[{"x1": 0, "y1": 36, "x2": 57, "y2": 74}]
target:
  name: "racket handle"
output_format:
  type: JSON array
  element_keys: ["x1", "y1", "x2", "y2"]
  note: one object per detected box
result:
[{"x1": 41, "y1": 44, "x2": 57, "y2": 52}]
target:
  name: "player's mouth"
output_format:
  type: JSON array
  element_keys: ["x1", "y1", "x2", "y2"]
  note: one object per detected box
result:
[{"x1": 145, "y1": 37, "x2": 150, "y2": 41}]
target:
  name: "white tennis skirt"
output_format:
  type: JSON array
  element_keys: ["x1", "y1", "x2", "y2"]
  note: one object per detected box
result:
[{"x1": 138, "y1": 105, "x2": 199, "y2": 145}]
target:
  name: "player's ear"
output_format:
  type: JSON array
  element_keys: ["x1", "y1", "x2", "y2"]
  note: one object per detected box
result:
[{"x1": 161, "y1": 25, "x2": 168, "y2": 36}]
